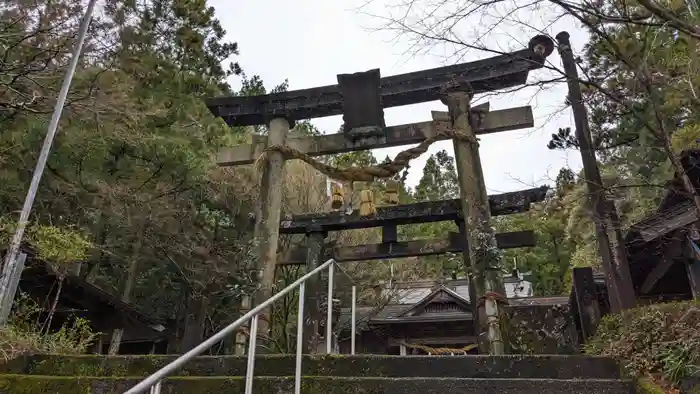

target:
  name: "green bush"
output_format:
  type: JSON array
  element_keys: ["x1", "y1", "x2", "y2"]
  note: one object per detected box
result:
[{"x1": 585, "y1": 301, "x2": 700, "y2": 388}]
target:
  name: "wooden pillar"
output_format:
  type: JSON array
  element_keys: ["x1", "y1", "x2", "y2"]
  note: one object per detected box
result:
[
  {"x1": 556, "y1": 31, "x2": 635, "y2": 312},
  {"x1": 687, "y1": 259, "x2": 700, "y2": 299},
  {"x1": 303, "y1": 226, "x2": 325, "y2": 353},
  {"x1": 686, "y1": 232, "x2": 700, "y2": 299},
  {"x1": 437, "y1": 92, "x2": 506, "y2": 355},
  {"x1": 572, "y1": 267, "x2": 600, "y2": 343},
  {"x1": 457, "y1": 219, "x2": 484, "y2": 353},
  {"x1": 249, "y1": 117, "x2": 289, "y2": 348}
]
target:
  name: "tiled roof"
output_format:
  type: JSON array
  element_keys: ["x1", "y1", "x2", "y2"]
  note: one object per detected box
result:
[
  {"x1": 509, "y1": 296, "x2": 570, "y2": 306},
  {"x1": 337, "y1": 293, "x2": 568, "y2": 332},
  {"x1": 383, "y1": 278, "x2": 532, "y2": 304}
]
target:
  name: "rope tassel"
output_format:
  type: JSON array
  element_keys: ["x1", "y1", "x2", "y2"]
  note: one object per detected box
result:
[
  {"x1": 384, "y1": 180, "x2": 399, "y2": 205},
  {"x1": 330, "y1": 183, "x2": 344, "y2": 210},
  {"x1": 359, "y1": 189, "x2": 376, "y2": 216}
]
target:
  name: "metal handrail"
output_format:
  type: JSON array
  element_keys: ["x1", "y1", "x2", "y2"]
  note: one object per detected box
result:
[{"x1": 124, "y1": 258, "x2": 356, "y2": 394}]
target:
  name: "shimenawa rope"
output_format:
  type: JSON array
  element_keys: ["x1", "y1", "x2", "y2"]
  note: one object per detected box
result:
[
  {"x1": 476, "y1": 291, "x2": 510, "y2": 308},
  {"x1": 401, "y1": 342, "x2": 478, "y2": 355},
  {"x1": 254, "y1": 126, "x2": 478, "y2": 182}
]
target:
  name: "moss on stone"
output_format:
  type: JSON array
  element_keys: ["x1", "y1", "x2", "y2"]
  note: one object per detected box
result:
[
  {"x1": 0, "y1": 375, "x2": 637, "y2": 394},
  {"x1": 17, "y1": 354, "x2": 623, "y2": 381},
  {"x1": 0, "y1": 375, "x2": 93, "y2": 394},
  {"x1": 0, "y1": 355, "x2": 30, "y2": 374},
  {"x1": 635, "y1": 378, "x2": 665, "y2": 394}
]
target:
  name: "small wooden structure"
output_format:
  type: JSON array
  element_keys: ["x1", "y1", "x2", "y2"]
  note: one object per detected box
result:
[
  {"x1": 624, "y1": 149, "x2": 700, "y2": 301},
  {"x1": 17, "y1": 252, "x2": 169, "y2": 354},
  {"x1": 333, "y1": 276, "x2": 578, "y2": 355},
  {"x1": 569, "y1": 150, "x2": 700, "y2": 344}
]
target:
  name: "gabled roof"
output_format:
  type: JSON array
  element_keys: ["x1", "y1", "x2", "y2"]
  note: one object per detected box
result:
[
  {"x1": 397, "y1": 285, "x2": 471, "y2": 318},
  {"x1": 336, "y1": 294, "x2": 570, "y2": 333},
  {"x1": 370, "y1": 285, "x2": 474, "y2": 324}
]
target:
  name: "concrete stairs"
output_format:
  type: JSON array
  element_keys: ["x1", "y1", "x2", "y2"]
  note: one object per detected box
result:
[{"x1": 0, "y1": 354, "x2": 636, "y2": 393}]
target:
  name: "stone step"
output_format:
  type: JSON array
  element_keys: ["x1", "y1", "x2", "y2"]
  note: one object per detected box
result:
[
  {"x1": 4, "y1": 354, "x2": 623, "y2": 379},
  {"x1": 0, "y1": 375, "x2": 637, "y2": 394}
]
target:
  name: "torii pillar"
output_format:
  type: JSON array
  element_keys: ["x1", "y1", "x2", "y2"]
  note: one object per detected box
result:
[
  {"x1": 236, "y1": 117, "x2": 290, "y2": 354},
  {"x1": 436, "y1": 93, "x2": 507, "y2": 354}
]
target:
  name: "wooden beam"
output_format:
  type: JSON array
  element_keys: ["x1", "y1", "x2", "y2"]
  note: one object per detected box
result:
[
  {"x1": 205, "y1": 42, "x2": 552, "y2": 126},
  {"x1": 639, "y1": 206, "x2": 699, "y2": 242},
  {"x1": 640, "y1": 256, "x2": 675, "y2": 294},
  {"x1": 280, "y1": 230, "x2": 535, "y2": 265},
  {"x1": 279, "y1": 186, "x2": 548, "y2": 234},
  {"x1": 217, "y1": 106, "x2": 533, "y2": 166},
  {"x1": 640, "y1": 235, "x2": 684, "y2": 294}
]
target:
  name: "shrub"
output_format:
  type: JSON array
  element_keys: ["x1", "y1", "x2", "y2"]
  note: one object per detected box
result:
[{"x1": 585, "y1": 301, "x2": 700, "y2": 388}]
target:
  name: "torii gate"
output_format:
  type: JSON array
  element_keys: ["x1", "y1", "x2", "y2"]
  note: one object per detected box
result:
[{"x1": 205, "y1": 35, "x2": 555, "y2": 355}]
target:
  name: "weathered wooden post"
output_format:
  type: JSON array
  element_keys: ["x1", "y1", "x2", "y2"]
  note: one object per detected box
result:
[
  {"x1": 303, "y1": 225, "x2": 325, "y2": 352},
  {"x1": 556, "y1": 31, "x2": 636, "y2": 312},
  {"x1": 436, "y1": 95, "x2": 507, "y2": 354},
  {"x1": 572, "y1": 267, "x2": 600, "y2": 343},
  {"x1": 239, "y1": 117, "x2": 290, "y2": 352},
  {"x1": 685, "y1": 230, "x2": 700, "y2": 299}
]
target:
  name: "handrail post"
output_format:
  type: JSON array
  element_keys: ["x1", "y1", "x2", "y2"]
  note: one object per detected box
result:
[
  {"x1": 244, "y1": 314, "x2": 259, "y2": 394},
  {"x1": 351, "y1": 285, "x2": 356, "y2": 355},
  {"x1": 326, "y1": 263, "x2": 335, "y2": 354},
  {"x1": 149, "y1": 381, "x2": 161, "y2": 394},
  {"x1": 295, "y1": 283, "x2": 305, "y2": 394}
]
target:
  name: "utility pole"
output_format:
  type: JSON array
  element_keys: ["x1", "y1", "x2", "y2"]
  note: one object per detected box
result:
[
  {"x1": 556, "y1": 31, "x2": 636, "y2": 312},
  {"x1": 0, "y1": 0, "x2": 99, "y2": 327}
]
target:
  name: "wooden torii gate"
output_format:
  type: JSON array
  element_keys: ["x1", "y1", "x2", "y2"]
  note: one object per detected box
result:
[
  {"x1": 279, "y1": 186, "x2": 547, "y2": 259},
  {"x1": 276, "y1": 186, "x2": 548, "y2": 353},
  {"x1": 205, "y1": 34, "x2": 555, "y2": 355},
  {"x1": 278, "y1": 188, "x2": 547, "y2": 354}
]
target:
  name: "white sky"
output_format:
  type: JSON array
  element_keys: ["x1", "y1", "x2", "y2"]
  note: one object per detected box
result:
[{"x1": 211, "y1": 0, "x2": 587, "y2": 194}]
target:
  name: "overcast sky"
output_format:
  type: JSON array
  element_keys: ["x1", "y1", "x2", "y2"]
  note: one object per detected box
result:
[{"x1": 210, "y1": 0, "x2": 588, "y2": 194}]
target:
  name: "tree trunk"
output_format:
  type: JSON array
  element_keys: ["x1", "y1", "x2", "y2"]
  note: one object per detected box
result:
[
  {"x1": 43, "y1": 274, "x2": 64, "y2": 335},
  {"x1": 180, "y1": 291, "x2": 208, "y2": 352},
  {"x1": 82, "y1": 211, "x2": 109, "y2": 280},
  {"x1": 107, "y1": 220, "x2": 145, "y2": 355}
]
